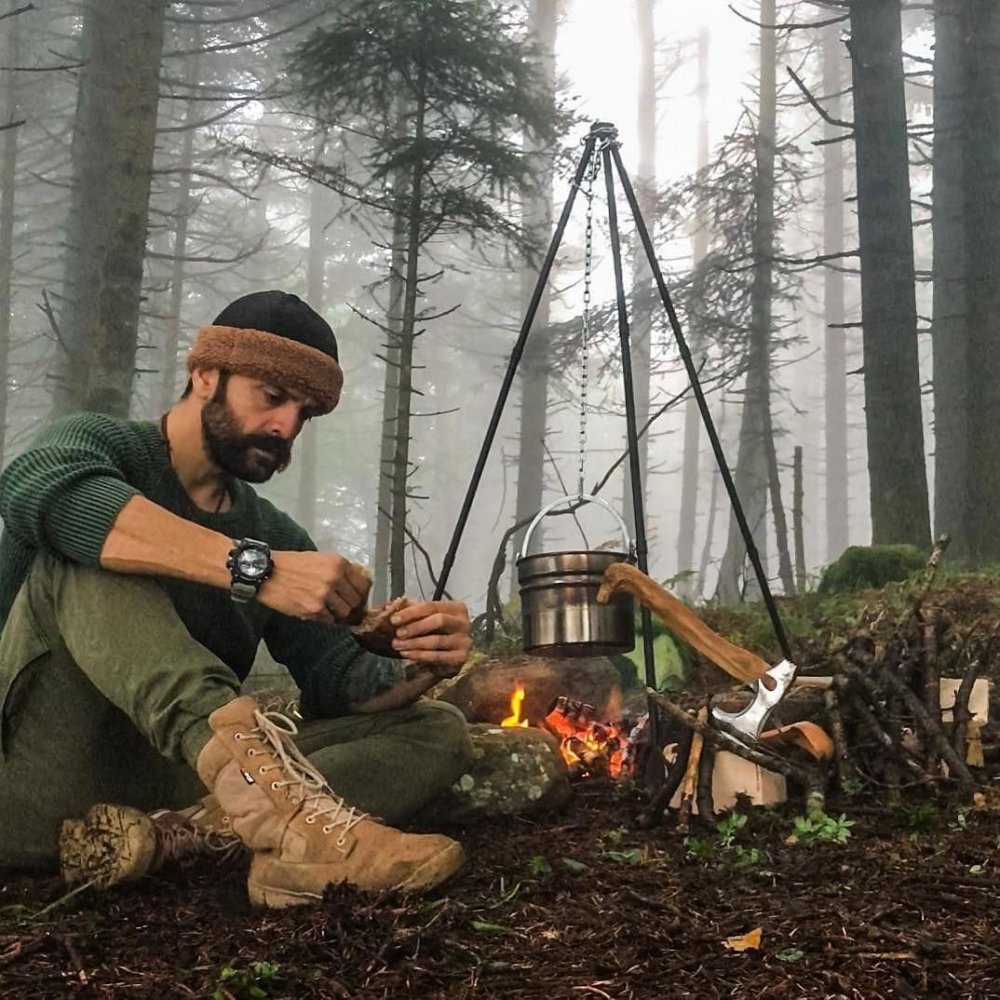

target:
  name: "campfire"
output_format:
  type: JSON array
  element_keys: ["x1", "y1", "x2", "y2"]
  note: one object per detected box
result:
[{"x1": 500, "y1": 683, "x2": 635, "y2": 779}]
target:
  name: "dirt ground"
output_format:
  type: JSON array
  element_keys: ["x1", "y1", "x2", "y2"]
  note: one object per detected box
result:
[{"x1": 3, "y1": 779, "x2": 1000, "y2": 1000}]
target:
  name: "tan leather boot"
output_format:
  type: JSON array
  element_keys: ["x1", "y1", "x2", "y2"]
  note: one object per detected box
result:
[
  {"x1": 196, "y1": 696, "x2": 464, "y2": 908},
  {"x1": 60, "y1": 795, "x2": 241, "y2": 888}
]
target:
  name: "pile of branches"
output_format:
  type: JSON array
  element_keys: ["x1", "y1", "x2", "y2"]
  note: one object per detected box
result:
[{"x1": 637, "y1": 542, "x2": 999, "y2": 828}]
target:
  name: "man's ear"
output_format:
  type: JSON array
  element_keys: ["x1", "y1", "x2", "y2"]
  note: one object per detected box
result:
[{"x1": 189, "y1": 367, "x2": 220, "y2": 400}]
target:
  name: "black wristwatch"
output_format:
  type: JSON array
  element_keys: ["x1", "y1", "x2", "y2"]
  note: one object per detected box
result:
[{"x1": 227, "y1": 538, "x2": 274, "y2": 603}]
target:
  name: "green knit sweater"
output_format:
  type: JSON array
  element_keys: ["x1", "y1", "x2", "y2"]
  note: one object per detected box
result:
[{"x1": 0, "y1": 411, "x2": 379, "y2": 719}]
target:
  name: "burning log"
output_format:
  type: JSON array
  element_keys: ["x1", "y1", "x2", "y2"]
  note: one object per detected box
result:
[{"x1": 542, "y1": 696, "x2": 629, "y2": 779}]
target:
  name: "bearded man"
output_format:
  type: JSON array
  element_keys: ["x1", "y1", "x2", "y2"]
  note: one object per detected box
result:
[{"x1": 0, "y1": 291, "x2": 474, "y2": 908}]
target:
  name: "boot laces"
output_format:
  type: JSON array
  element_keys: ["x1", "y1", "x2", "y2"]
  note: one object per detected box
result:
[
  {"x1": 152, "y1": 812, "x2": 242, "y2": 864},
  {"x1": 241, "y1": 709, "x2": 369, "y2": 851}
]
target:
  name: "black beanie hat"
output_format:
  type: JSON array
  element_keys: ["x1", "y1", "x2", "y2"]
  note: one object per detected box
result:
[{"x1": 187, "y1": 290, "x2": 343, "y2": 413}]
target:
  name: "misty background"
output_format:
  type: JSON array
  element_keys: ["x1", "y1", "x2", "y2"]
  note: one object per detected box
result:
[{"x1": 1, "y1": 0, "x2": 990, "y2": 620}]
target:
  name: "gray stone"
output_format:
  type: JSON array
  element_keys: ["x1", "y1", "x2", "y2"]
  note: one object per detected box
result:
[{"x1": 416, "y1": 723, "x2": 572, "y2": 824}]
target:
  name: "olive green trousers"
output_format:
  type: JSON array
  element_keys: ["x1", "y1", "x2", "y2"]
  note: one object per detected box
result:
[{"x1": 0, "y1": 554, "x2": 473, "y2": 870}]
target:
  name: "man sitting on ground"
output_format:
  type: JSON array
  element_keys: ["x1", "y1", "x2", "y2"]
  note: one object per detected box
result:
[{"x1": 0, "y1": 290, "x2": 474, "y2": 908}]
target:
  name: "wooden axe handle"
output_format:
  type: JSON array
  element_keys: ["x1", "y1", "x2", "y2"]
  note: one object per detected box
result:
[{"x1": 597, "y1": 562, "x2": 775, "y2": 690}]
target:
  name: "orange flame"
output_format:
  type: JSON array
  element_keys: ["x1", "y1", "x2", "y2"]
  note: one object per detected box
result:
[
  {"x1": 501, "y1": 683, "x2": 529, "y2": 728},
  {"x1": 542, "y1": 701, "x2": 626, "y2": 778}
]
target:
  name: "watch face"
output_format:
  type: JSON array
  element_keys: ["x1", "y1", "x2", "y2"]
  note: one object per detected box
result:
[{"x1": 237, "y1": 547, "x2": 271, "y2": 580}]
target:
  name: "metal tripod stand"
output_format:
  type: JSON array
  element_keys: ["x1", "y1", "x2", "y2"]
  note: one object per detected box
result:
[{"x1": 433, "y1": 121, "x2": 792, "y2": 739}]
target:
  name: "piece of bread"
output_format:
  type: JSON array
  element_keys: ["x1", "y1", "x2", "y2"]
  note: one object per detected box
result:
[{"x1": 349, "y1": 596, "x2": 411, "y2": 657}]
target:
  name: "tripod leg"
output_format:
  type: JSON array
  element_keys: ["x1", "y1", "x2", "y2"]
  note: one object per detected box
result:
[
  {"x1": 600, "y1": 144, "x2": 658, "y2": 697},
  {"x1": 609, "y1": 143, "x2": 792, "y2": 663}
]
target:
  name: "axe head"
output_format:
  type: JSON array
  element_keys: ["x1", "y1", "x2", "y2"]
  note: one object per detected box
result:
[{"x1": 710, "y1": 658, "x2": 798, "y2": 741}]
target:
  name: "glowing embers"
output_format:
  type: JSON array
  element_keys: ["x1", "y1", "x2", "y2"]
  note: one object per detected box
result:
[
  {"x1": 542, "y1": 696, "x2": 628, "y2": 778},
  {"x1": 497, "y1": 683, "x2": 635, "y2": 779}
]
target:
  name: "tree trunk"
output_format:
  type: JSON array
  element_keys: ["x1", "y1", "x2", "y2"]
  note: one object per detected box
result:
[
  {"x1": 764, "y1": 404, "x2": 795, "y2": 595},
  {"x1": 848, "y1": 0, "x2": 931, "y2": 549},
  {"x1": 511, "y1": 0, "x2": 557, "y2": 580},
  {"x1": 929, "y1": 0, "x2": 967, "y2": 559},
  {"x1": 389, "y1": 77, "x2": 428, "y2": 599},
  {"x1": 0, "y1": 12, "x2": 21, "y2": 464},
  {"x1": 372, "y1": 111, "x2": 410, "y2": 603},
  {"x1": 823, "y1": 20, "x2": 849, "y2": 562},
  {"x1": 158, "y1": 36, "x2": 201, "y2": 415},
  {"x1": 696, "y1": 402, "x2": 727, "y2": 597},
  {"x1": 622, "y1": 0, "x2": 655, "y2": 538},
  {"x1": 793, "y1": 445, "x2": 806, "y2": 592},
  {"x1": 716, "y1": 0, "x2": 776, "y2": 604},
  {"x1": 962, "y1": 1, "x2": 1000, "y2": 562},
  {"x1": 295, "y1": 133, "x2": 332, "y2": 539},
  {"x1": 677, "y1": 27, "x2": 711, "y2": 596},
  {"x1": 53, "y1": 0, "x2": 167, "y2": 417}
]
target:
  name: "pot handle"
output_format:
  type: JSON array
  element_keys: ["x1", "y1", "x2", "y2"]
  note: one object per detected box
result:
[{"x1": 518, "y1": 493, "x2": 635, "y2": 561}]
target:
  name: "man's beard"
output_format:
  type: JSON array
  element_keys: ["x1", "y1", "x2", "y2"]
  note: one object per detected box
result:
[{"x1": 201, "y1": 382, "x2": 292, "y2": 483}]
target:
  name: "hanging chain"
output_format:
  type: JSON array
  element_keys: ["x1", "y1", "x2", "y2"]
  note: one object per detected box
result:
[{"x1": 577, "y1": 150, "x2": 600, "y2": 501}]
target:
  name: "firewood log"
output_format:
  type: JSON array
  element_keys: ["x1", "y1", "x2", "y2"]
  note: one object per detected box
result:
[
  {"x1": 597, "y1": 562, "x2": 774, "y2": 689},
  {"x1": 349, "y1": 597, "x2": 411, "y2": 657}
]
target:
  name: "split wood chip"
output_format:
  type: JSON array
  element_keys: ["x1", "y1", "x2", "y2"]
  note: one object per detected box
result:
[{"x1": 722, "y1": 927, "x2": 762, "y2": 952}]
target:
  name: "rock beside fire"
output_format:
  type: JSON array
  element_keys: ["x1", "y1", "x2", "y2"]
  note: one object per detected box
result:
[
  {"x1": 415, "y1": 723, "x2": 571, "y2": 825},
  {"x1": 434, "y1": 656, "x2": 626, "y2": 726}
]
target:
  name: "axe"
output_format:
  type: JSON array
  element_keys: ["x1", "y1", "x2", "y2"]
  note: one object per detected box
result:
[{"x1": 596, "y1": 562, "x2": 798, "y2": 740}]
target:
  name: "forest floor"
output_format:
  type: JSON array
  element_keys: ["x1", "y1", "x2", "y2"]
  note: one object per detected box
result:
[
  {"x1": 5, "y1": 571, "x2": 1000, "y2": 999},
  {"x1": 3, "y1": 779, "x2": 1000, "y2": 1000}
]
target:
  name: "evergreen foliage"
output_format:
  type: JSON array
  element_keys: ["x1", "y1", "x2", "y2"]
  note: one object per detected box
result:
[{"x1": 287, "y1": 0, "x2": 565, "y2": 253}]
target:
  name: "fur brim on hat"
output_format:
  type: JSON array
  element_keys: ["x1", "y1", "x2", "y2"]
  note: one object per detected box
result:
[{"x1": 187, "y1": 325, "x2": 343, "y2": 413}]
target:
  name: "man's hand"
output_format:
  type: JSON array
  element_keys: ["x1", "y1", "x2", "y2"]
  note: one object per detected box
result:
[
  {"x1": 259, "y1": 550, "x2": 371, "y2": 624},
  {"x1": 389, "y1": 600, "x2": 472, "y2": 678}
]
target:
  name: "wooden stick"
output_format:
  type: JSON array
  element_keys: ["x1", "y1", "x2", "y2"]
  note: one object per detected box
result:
[
  {"x1": 954, "y1": 624, "x2": 997, "y2": 763},
  {"x1": 676, "y1": 707, "x2": 707, "y2": 834},
  {"x1": 878, "y1": 665, "x2": 977, "y2": 786},
  {"x1": 823, "y1": 684, "x2": 857, "y2": 791},
  {"x1": 600, "y1": 563, "x2": 775, "y2": 688},
  {"x1": 639, "y1": 726, "x2": 693, "y2": 828},
  {"x1": 696, "y1": 736, "x2": 717, "y2": 825},
  {"x1": 645, "y1": 688, "x2": 818, "y2": 788}
]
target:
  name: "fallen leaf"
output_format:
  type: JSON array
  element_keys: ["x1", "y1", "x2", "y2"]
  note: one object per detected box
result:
[
  {"x1": 723, "y1": 927, "x2": 762, "y2": 952},
  {"x1": 471, "y1": 921, "x2": 511, "y2": 935}
]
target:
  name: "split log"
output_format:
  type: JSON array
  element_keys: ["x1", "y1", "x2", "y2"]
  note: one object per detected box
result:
[{"x1": 599, "y1": 563, "x2": 775, "y2": 689}]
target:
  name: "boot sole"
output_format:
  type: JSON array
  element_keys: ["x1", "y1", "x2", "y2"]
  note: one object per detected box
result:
[
  {"x1": 59, "y1": 804, "x2": 158, "y2": 888},
  {"x1": 247, "y1": 842, "x2": 466, "y2": 908}
]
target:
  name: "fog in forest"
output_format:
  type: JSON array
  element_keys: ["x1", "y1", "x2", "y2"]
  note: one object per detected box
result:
[{"x1": 1, "y1": 0, "x2": 985, "y2": 620}]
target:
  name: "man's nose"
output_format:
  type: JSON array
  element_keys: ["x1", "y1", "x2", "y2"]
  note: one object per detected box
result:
[{"x1": 267, "y1": 401, "x2": 303, "y2": 438}]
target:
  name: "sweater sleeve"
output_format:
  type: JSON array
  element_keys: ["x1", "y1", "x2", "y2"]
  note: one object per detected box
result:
[
  {"x1": 0, "y1": 413, "x2": 143, "y2": 565},
  {"x1": 263, "y1": 613, "x2": 397, "y2": 720},
  {"x1": 257, "y1": 511, "x2": 403, "y2": 719}
]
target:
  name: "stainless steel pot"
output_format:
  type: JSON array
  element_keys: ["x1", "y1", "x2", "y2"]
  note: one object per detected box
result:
[{"x1": 516, "y1": 495, "x2": 636, "y2": 658}]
